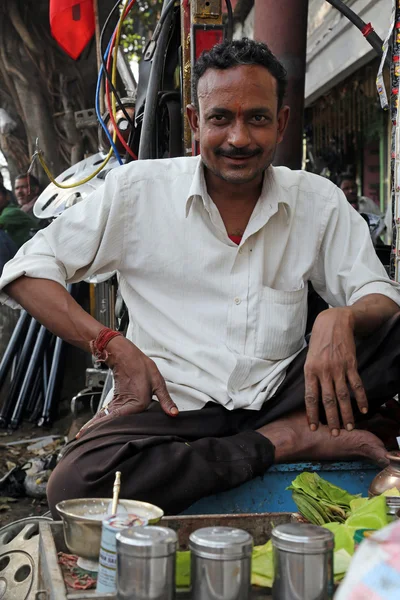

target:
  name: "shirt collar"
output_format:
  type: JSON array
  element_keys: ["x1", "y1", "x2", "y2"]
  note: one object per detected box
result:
[{"x1": 185, "y1": 157, "x2": 291, "y2": 223}]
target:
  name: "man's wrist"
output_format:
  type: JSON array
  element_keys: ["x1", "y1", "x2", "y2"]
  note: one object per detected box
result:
[
  {"x1": 315, "y1": 306, "x2": 355, "y2": 331},
  {"x1": 89, "y1": 328, "x2": 123, "y2": 365}
]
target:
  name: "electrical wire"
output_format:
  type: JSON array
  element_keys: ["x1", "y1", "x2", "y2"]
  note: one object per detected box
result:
[
  {"x1": 96, "y1": 38, "x2": 123, "y2": 165},
  {"x1": 325, "y1": 0, "x2": 387, "y2": 61},
  {"x1": 105, "y1": 0, "x2": 138, "y2": 160},
  {"x1": 34, "y1": 0, "x2": 136, "y2": 187},
  {"x1": 36, "y1": 147, "x2": 113, "y2": 189},
  {"x1": 225, "y1": 0, "x2": 233, "y2": 42},
  {"x1": 100, "y1": 0, "x2": 135, "y2": 128}
]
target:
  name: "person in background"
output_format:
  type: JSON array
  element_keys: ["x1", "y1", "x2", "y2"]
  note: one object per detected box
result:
[
  {"x1": 0, "y1": 184, "x2": 37, "y2": 249},
  {"x1": 338, "y1": 173, "x2": 381, "y2": 215},
  {"x1": 14, "y1": 173, "x2": 43, "y2": 225},
  {"x1": 338, "y1": 173, "x2": 386, "y2": 246}
]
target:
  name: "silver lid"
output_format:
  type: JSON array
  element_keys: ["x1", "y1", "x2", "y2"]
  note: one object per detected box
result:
[
  {"x1": 189, "y1": 527, "x2": 253, "y2": 560},
  {"x1": 271, "y1": 523, "x2": 334, "y2": 554},
  {"x1": 386, "y1": 496, "x2": 400, "y2": 505},
  {"x1": 116, "y1": 526, "x2": 177, "y2": 558}
]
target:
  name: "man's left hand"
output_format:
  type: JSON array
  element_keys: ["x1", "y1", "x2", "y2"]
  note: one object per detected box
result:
[{"x1": 304, "y1": 307, "x2": 368, "y2": 436}]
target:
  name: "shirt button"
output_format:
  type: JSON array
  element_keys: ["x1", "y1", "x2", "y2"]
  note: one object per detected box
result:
[
  {"x1": 238, "y1": 247, "x2": 243, "y2": 254},
  {"x1": 234, "y1": 297, "x2": 241, "y2": 305}
]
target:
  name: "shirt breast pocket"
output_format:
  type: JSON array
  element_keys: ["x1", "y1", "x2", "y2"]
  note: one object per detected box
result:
[{"x1": 256, "y1": 285, "x2": 308, "y2": 360}]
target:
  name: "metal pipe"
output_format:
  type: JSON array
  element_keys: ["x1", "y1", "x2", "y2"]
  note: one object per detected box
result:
[
  {"x1": 10, "y1": 326, "x2": 50, "y2": 429},
  {"x1": 117, "y1": 47, "x2": 137, "y2": 96},
  {"x1": 0, "y1": 317, "x2": 40, "y2": 427},
  {"x1": 26, "y1": 365, "x2": 43, "y2": 420},
  {"x1": 0, "y1": 310, "x2": 30, "y2": 392},
  {"x1": 37, "y1": 334, "x2": 64, "y2": 427},
  {"x1": 37, "y1": 284, "x2": 76, "y2": 426}
]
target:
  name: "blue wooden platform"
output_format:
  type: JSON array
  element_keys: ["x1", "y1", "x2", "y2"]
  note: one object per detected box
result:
[{"x1": 183, "y1": 461, "x2": 379, "y2": 515}]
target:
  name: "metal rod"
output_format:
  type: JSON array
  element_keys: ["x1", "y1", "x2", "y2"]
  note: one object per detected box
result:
[
  {"x1": 0, "y1": 317, "x2": 40, "y2": 427},
  {"x1": 117, "y1": 47, "x2": 137, "y2": 96},
  {"x1": 10, "y1": 326, "x2": 50, "y2": 429},
  {"x1": 37, "y1": 334, "x2": 64, "y2": 427},
  {"x1": 0, "y1": 310, "x2": 30, "y2": 392},
  {"x1": 25, "y1": 364, "x2": 43, "y2": 420}
]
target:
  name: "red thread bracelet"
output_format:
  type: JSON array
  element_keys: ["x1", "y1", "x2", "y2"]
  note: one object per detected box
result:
[{"x1": 90, "y1": 328, "x2": 123, "y2": 363}]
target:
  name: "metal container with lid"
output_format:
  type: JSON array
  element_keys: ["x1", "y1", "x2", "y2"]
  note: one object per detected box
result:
[
  {"x1": 189, "y1": 526, "x2": 253, "y2": 600},
  {"x1": 271, "y1": 523, "x2": 334, "y2": 600},
  {"x1": 116, "y1": 525, "x2": 177, "y2": 600}
]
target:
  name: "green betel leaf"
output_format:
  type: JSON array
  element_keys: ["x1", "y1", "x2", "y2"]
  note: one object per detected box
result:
[
  {"x1": 345, "y1": 495, "x2": 389, "y2": 530},
  {"x1": 292, "y1": 491, "x2": 327, "y2": 525},
  {"x1": 175, "y1": 551, "x2": 191, "y2": 588},
  {"x1": 312, "y1": 473, "x2": 358, "y2": 508}
]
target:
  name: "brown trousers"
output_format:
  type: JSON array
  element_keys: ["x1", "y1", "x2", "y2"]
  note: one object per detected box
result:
[{"x1": 47, "y1": 315, "x2": 400, "y2": 517}]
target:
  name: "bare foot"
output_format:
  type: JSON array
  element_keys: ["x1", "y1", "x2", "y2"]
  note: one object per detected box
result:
[{"x1": 257, "y1": 411, "x2": 388, "y2": 467}]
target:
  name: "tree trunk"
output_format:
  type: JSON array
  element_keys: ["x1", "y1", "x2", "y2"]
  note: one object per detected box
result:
[{"x1": 0, "y1": 0, "x2": 117, "y2": 189}]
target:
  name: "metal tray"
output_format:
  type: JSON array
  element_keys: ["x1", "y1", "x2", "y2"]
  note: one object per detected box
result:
[{"x1": 37, "y1": 513, "x2": 303, "y2": 599}]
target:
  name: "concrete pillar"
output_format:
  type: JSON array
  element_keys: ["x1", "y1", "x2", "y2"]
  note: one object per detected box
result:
[{"x1": 254, "y1": 0, "x2": 309, "y2": 169}]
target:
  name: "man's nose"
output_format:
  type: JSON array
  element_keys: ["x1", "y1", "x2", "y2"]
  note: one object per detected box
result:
[{"x1": 226, "y1": 120, "x2": 251, "y2": 147}]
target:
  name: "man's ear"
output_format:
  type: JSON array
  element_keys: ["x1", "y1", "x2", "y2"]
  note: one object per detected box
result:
[
  {"x1": 186, "y1": 104, "x2": 200, "y2": 142},
  {"x1": 277, "y1": 105, "x2": 290, "y2": 145}
]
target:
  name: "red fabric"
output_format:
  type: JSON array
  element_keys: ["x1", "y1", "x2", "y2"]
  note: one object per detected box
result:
[
  {"x1": 50, "y1": 0, "x2": 95, "y2": 60},
  {"x1": 228, "y1": 234, "x2": 242, "y2": 245}
]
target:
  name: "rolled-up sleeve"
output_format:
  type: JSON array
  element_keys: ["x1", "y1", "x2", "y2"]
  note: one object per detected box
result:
[
  {"x1": 311, "y1": 187, "x2": 400, "y2": 308},
  {"x1": 0, "y1": 168, "x2": 127, "y2": 308}
]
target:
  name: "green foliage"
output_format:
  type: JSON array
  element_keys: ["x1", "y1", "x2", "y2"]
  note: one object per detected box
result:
[{"x1": 121, "y1": 0, "x2": 163, "y2": 61}]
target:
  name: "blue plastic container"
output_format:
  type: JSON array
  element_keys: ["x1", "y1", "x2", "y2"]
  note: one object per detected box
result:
[{"x1": 183, "y1": 461, "x2": 379, "y2": 515}]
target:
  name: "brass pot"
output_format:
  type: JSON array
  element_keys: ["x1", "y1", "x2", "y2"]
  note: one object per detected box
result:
[
  {"x1": 56, "y1": 498, "x2": 163, "y2": 560},
  {"x1": 369, "y1": 451, "x2": 400, "y2": 496}
]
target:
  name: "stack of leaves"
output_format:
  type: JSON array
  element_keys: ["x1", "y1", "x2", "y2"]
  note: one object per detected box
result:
[{"x1": 287, "y1": 472, "x2": 358, "y2": 525}]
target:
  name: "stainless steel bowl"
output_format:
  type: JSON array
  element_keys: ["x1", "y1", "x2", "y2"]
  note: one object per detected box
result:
[{"x1": 56, "y1": 498, "x2": 164, "y2": 560}]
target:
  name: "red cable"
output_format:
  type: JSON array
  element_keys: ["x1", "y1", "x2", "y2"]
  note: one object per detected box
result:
[{"x1": 106, "y1": 0, "x2": 138, "y2": 160}]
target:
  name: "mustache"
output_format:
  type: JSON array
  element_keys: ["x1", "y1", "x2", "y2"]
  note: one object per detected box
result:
[{"x1": 214, "y1": 147, "x2": 263, "y2": 158}]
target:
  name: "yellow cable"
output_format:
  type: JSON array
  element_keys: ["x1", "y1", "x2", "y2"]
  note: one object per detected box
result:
[
  {"x1": 33, "y1": 1, "x2": 129, "y2": 190},
  {"x1": 37, "y1": 149, "x2": 113, "y2": 189}
]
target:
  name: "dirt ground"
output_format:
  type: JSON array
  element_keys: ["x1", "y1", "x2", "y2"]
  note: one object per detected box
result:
[
  {"x1": 0, "y1": 336, "x2": 93, "y2": 529},
  {"x1": 0, "y1": 414, "x2": 84, "y2": 528}
]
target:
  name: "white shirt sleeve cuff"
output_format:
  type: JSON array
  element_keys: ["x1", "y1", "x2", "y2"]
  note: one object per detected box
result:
[
  {"x1": 348, "y1": 281, "x2": 400, "y2": 307},
  {"x1": 0, "y1": 255, "x2": 67, "y2": 308}
]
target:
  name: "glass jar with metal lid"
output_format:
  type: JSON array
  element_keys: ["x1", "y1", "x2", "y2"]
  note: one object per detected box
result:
[
  {"x1": 271, "y1": 523, "x2": 334, "y2": 600},
  {"x1": 189, "y1": 526, "x2": 253, "y2": 600},
  {"x1": 116, "y1": 525, "x2": 177, "y2": 600}
]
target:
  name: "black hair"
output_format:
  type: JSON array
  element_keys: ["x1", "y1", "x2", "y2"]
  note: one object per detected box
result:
[
  {"x1": 192, "y1": 38, "x2": 287, "y2": 111},
  {"x1": 0, "y1": 185, "x2": 8, "y2": 197},
  {"x1": 337, "y1": 173, "x2": 355, "y2": 187},
  {"x1": 15, "y1": 172, "x2": 41, "y2": 189}
]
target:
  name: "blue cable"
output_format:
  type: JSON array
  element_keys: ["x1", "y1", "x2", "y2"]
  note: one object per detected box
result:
[{"x1": 95, "y1": 38, "x2": 123, "y2": 165}]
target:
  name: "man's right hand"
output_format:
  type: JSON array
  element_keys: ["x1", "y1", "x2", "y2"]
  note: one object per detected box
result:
[{"x1": 76, "y1": 336, "x2": 179, "y2": 438}]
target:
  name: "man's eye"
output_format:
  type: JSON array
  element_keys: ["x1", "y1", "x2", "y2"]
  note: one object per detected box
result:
[
  {"x1": 252, "y1": 115, "x2": 267, "y2": 123},
  {"x1": 211, "y1": 115, "x2": 227, "y2": 122}
]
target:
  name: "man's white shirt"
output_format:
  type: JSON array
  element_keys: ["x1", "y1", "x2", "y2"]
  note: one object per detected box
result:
[{"x1": 1, "y1": 156, "x2": 399, "y2": 411}]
